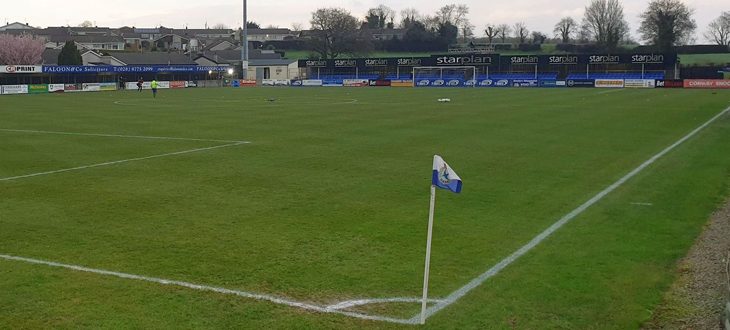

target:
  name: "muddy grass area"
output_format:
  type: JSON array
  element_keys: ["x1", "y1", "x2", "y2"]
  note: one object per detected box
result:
[{"x1": 644, "y1": 200, "x2": 730, "y2": 329}]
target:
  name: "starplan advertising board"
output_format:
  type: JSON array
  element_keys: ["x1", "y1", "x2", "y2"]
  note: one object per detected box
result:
[{"x1": 297, "y1": 53, "x2": 677, "y2": 69}]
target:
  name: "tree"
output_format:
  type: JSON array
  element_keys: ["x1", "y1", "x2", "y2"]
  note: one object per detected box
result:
[
  {"x1": 400, "y1": 8, "x2": 420, "y2": 28},
  {"x1": 365, "y1": 5, "x2": 395, "y2": 29},
  {"x1": 309, "y1": 8, "x2": 367, "y2": 59},
  {"x1": 58, "y1": 41, "x2": 83, "y2": 65},
  {"x1": 435, "y1": 4, "x2": 471, "y2": 43},
  {"x1": 246, "y1": 22, "x2": 261, "y2": 29},
  {"x1": 582, "y1": 0, "x2": 629, "y2": 50},
  {"x1": 79, "y1": 20, "x2": 93, "y2": 28},
  {"x1": 438, "y1": 22, "x2": 459, "y2": 44},
  {"x1": 496, "y1": 24, "x2": 512, "y2": 43},
  {"x1": 461, "y1": 22, "x2": 475, "y2": 43},
  {"x1": 291, "y1": 23, "x2": 304, "y2": 33},
  {"x1": 212, "y1": 23, "x2": 229, "y2": 30},
  {"x1": 485, "y1": 24, "x2": 498, "y2": 44},
  {"x1": 704, "y1": 12, "x2": 730, "y2": 46},
  {"x1": 0, "y1": 34, "x2": 44, "y2": 65},
  {"x1": 531, "y1": 31, "x2": 548, "y2": 44},
  {"x1": 513, "y1": 22, "x2": 529, "y2": 44},
  {"x1": 639, "y1": 0, "x2": 696, "y2": 52},
  {"x1": 554, "y1": 17, "x2": 578, "y2": 43}
]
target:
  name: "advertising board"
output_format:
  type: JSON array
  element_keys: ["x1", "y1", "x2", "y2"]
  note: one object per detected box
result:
[
  {"x1": 476, "y1": 79, "x2": 511, "y2": 87},
  {"x1": 512, "y1": 79, "x2": 539, "y2": 87},
  {"x1": 99, "y1": 83, "x2": 117, "y2": 91},
  {"x1": 48, "y1": 84, "x2": 65, "y2": 92},
  {"x1": 261, "y1": 79, "x2": 291, "y2": 86},
  {"x1": 539, "y1": 80, "x2": 559, "y2": 87},
  {"x1": 655, "y1": 80, "x2": 683, "y2": 88},
  {"x1": 301, "y1": 80, "x2": 324, "y2": 87},
  {"x1": 1, "y1": 85, "x2": 29, "y2": 95},
  {"x1": 684, "y1": 79, "x2": 730, "y2": 89},
  {"x1": 343, "y1": 79, "x2": 369, "y2": 87},
  {"x1": 414, "y1": 79, "x2": 461, "y2": 87},
  {"x1": 391, "y1": 80, "x2": 413, "y2": 87},
  {"x1": 624, "y1": 79, "x2": 655, "y2": 88},
  {"x1": 82, "y1": 83, "x2": 101, "y2": 92},
  {"x1": 368, "y1": 80, "x2": 391, "y2": 87},
  {"x1": 28, "y1": 84, "x2": 48, "y2": 94},
  {"x1": 170, "y1": 81, "x2": 187, "y2": 89},
  {"x1": 0, "y1": 65, "x2": 42, "y2": 74},
  {"x1": 595, "y1": 79, "x2": 625, "y2": 88},
  {"x1": 64, "y1": 84, "x2": 81, "y2": 92},
  {"x1": 566, "y1": 79, "x2": 595, "y2": 88}
]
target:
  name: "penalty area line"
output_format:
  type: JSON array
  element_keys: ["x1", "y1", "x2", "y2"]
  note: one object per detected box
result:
[
  {"x1": 0, "y1": 142, "x2": 248, "y2": 182},
  {"x1": 413, "y1": 105, "x2": 730, "y2": 323},
  {"x1": 0, "y1": 254, "x2": 416, "y2": 325}
]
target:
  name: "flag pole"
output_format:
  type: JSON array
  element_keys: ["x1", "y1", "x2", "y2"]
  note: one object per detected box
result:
[{"x1": 420, "y1": 184, "x2": 437, "y2": 324}]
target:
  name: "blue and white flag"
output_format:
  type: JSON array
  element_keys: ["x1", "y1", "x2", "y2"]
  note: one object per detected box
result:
[{"x1": 432, "y1": 155, "x2": 462, "y2": 194}]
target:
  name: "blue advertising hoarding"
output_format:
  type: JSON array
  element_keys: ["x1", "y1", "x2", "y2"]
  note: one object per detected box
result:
[{"x1": 42, "y1": 65, "x2": 230, "y2": 74}]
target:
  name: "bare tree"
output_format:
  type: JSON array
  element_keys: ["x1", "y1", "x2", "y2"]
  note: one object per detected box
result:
[
  {"x1": 435, "y1": 4, "x2": 471, "y2": 41},
  {"x1": 461, "y1": 23, "x2": 475, "y2": 42},
  {"x1": 582, "y1": 0, "x2": 629, "y2": 50},
  {"x1": 704, "y1": 12, "x2": 730, "y2": 46},
  {"x1": 496, "y1": 24, "x2": 512, "y2": 43},
  {"x1": 485, "y1": 24, "x2": 499, "y2": 44},
  {"x1": 212, "y1": 23, "x2": 229, "y2": 30},
  {"x1": 554, "y1": 17, "x2": 578, "y2": 43},
  {"x1": 79, "y1": 20, "x2": 93, "y2": 28},
  {"x1": 639, "y1": 0, "x2": 696, "y2": 51},
  {"x1": 309, "y1": 7, "x2": 366, "y2": 59},
  {"x1": 513, "y1": 22, "x2": 529, "y2": 44},
  {"x1": 291, "y1": 23, "x2": 304, "y2": 33}
]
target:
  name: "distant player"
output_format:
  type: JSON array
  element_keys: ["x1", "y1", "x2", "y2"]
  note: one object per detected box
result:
[
  {"x1": 151, "y1": 80, "x2": 159, "y2": 98},
  {"x1": 137, "y1": 78, "x2": 144, "y2": 92}
]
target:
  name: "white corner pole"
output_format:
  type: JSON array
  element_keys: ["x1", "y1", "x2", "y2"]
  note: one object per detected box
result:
[
  {"x1": 242, "y1": 0, "x2": 248, "y2": 78},
  {"x1": 420, "y1": 184, "x2": 437, "y2": 324}
]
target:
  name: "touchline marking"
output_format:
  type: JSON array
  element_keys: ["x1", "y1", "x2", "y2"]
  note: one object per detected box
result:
[
  {"x1": 412, "y1": 105, "x2": 730, "y2": 323},
  {"x1": 0, "y1": 142, "x2": 248, "y2": 182},
  {"x1": 0, "y1": 128, "x2": 246, "y2": 144},
  {"x1": 0, "y1": 254, "x2": 417, "y2": 325}
]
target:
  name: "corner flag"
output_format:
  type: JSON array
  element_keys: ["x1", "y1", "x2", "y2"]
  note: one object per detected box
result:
[
  {"x1": 432, "y1": 155, "x2": 462, "y2": 193},
  {"x1": 422, "y1": 155, "x2": 463, "y2": 324}
]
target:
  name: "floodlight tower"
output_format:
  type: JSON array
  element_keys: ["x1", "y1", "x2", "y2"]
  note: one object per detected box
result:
[{"x1": 241, "y1": 0, "x2": 249, "y2": 79}]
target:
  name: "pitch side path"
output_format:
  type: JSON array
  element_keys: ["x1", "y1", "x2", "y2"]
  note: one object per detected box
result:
[{"x1": 0, "y1": 88, "x2": 729, "y2": 328}]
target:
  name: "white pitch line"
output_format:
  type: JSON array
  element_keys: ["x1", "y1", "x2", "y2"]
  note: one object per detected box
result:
[
  {"x1": 0, "y1": 128, "x2": 246, "y2": 144},
  {"x1": 413, "y1": 105, "x2": 730, "y2": 323},
  {"x1": 0, "y1": 142, "x2": 248, "y2": 182},
  {"x1": 0, "y1": 254, "x2": 416, "y2": 325},
  {"x1": 597, "y1": 88, "x2": 625, "y2": 95},
  {"x1": 326, "y1": 297, "x2": 444, "y2": 311}
]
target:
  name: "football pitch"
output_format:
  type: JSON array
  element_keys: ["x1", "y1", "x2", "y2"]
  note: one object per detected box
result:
[{"x1": 1, "y1": 87, "x2": 729, "y2": 328}]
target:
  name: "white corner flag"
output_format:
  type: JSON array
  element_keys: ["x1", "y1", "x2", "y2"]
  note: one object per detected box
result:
[{"x1": 421, "y1": 155, "x2": 463, "y2": 324}]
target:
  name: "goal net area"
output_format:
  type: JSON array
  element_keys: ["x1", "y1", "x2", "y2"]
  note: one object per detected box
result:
[{"x1": 413, "y1": 66, "x2": 477, "y2": 87}]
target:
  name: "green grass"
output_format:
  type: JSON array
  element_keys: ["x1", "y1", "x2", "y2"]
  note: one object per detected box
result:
[
  {"x1": 680, "y1": 53, "x2": 730, "y2": 66},
  {"x1": 0, "y1": 87, "x2": 729, "y2": 328}
]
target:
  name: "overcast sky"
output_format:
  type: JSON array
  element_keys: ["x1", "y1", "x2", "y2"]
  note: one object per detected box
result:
[{"x1": 2, "y1": 0, "x2": 727, "y2": 42}]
